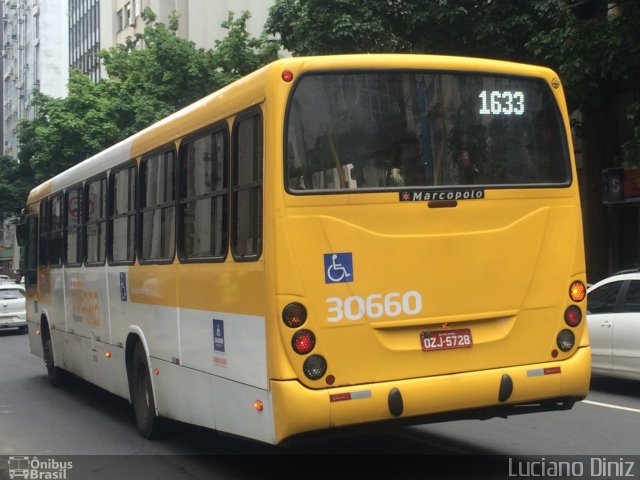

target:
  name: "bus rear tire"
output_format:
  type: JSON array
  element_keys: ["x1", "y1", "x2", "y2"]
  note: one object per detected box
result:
[
  {"x1": 131, "y1": 343, "x2": 162, "y2": 439},
  {"x1": 42, "y1": 325, "x2": 65, "y2": 387}
]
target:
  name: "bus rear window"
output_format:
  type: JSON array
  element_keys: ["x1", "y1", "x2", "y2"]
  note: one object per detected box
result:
[{"x1": 286, "y1": 72, "x2": 570, "y2": 192}]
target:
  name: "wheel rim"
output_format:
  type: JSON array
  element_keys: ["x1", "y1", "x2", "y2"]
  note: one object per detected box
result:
[{"x1": 43, "y1": 338, "x2": 54, "y2": 371}]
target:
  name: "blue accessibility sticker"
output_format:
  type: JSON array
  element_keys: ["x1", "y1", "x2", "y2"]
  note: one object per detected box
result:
[
  {"x1": 213, "y1": 319, "x2": 225, "y2": 353},
  {"x1": 324, "y1": 252, "x2": 354, "y2": 284}
]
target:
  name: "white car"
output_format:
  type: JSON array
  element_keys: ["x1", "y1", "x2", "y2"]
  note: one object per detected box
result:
[
  {"x1": 0, "y1": 282, "x2": 27, "y2": 334},
  {"x1": 586, "y1": 271, "x2": 640, "y2": 381}
]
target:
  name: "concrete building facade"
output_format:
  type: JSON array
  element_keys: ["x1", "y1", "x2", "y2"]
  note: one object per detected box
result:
[
  {"x1": 114, "y1": 0, "x2": 272, "y2": 50},
  {"x1": 2, "y1": 0, "x2": 68, "y2": 156},
  {"x1": 4, "y1": 0, "x2": 272, "y2": 156}
]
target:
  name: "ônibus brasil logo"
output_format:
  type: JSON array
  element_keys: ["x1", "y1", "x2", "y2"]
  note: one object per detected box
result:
[{"x1": 7, "y1": 456, "x2": 73, "y2": 480}]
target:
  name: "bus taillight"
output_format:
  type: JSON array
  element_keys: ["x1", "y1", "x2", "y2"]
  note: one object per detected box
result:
[
  {"x1": 292, "y1": 330, "x2": 315, "y2": 355},
  {"x1": 564, "y1": 306, "x2": 582, "y2": 327},
  {"x1": 283, "y1": 303, "x2": 307, "y2": 328},
  {"x1": 303, "y1": 355, "x2": 327, "y2": 380},
  {"x1": 556, "y1": 329, "x2": 575, "y2": 352},
  {"x1": 569, "y1": 281, "x2": 586, "y2": 302}
]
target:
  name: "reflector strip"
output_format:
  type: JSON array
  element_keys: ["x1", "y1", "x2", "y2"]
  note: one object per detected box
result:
[
  {"x1": 527, "y1": 367, "x2": 562, "y2": 377},
  {"x1": 329, "y1": 390, "x2": 372, "y2": 402}
]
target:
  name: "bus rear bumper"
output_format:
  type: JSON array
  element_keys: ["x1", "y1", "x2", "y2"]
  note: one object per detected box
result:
[{"x1": 270, "y1": 346, "x2": 591, "y2": 444}]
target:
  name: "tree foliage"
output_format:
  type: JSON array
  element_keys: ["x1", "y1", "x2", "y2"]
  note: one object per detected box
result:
[
  {"x1": 1, "y1": 9, "x2": 278, "y2": 217},
  {"x1": 0, "y1": 156, "x2": 34, "y2": 215},
  {"x1": 266, "y1": 0, "x2": 640, "y2": 164},
  {"x1": 212, "y1": 12, "x2": 280, "y2": 84}
]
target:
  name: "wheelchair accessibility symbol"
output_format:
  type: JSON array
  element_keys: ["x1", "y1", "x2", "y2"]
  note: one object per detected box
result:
[{"x1": 324, "y1": 252, "x2": 354, "y2": 284}]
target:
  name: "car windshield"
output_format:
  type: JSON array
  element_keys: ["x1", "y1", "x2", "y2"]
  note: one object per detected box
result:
[
  {"x1": 286, "y1": 71, "x2": 570, "y2": 192},
  {"x1": 0, "y1": 289, "x2": 24, "y2": 300}
]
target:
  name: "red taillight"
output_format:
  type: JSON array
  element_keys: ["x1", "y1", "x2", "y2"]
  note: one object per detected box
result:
[
  {"x1": 564, "y1": 305, "x2": 582, "y2": 327},
  {"x1": 282, "y1": 70, "x2": 294, "y2": 82},
  {"x1": 292, "y1": 329, "x2": 315, "y2": 355},
  {"x1": 569, "y1": 281, "x2": 586, "y2": 302},
  {"x1": 283, "y1": 303, "x2": 307, "y2": 328}
]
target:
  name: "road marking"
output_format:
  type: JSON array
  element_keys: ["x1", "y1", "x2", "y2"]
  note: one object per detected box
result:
[{"x1": 582, "y1": 399, "x2": 640, "y2": 414}]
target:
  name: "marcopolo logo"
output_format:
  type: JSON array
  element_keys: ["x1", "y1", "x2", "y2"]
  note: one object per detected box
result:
[
  {"x1": 7, "y1": 456, "x2": 73, "y2": 480},
  {"x1": 399, "y1": 189, "x2": 485, "y2": 202}
]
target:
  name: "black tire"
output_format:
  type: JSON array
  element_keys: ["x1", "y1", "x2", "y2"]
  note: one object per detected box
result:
[
  {"x1": 42, "y1": 328, "x2": 65, "y2": 387},
  {"x1": 131, "y1": 343, "x2": 162, "y2": 439}
]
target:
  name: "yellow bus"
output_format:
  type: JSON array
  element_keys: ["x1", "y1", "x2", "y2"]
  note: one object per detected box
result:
[{"x1": 19, "y1": 54, "x2": 590, "y2": 444}]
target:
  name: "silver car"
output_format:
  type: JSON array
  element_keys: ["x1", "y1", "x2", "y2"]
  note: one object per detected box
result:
[
  {"x1": 586, "y1": 271, "x2": 640, "y2": 381},
  {"x1": 0, "y1": 282, "x2": 27, "y2": 334}
]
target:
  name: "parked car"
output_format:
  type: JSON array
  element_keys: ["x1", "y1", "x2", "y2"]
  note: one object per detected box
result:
[
  {"x1": 0, "y1": 282, "x2": 27, "y2": 334},
  {"x1": 586, "y1": 271, "x2": 640, "y2": 381}
]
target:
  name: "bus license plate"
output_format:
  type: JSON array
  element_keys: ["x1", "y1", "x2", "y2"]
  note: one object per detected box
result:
[{"x1": 420, "y1": 329, "x2": 473, "y2": 351}]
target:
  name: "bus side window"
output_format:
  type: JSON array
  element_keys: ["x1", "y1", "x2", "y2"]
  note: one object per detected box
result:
[
  {"x1": 65, "y1": 186, "x2": 84, "y2": 267},
  {"x1": 39, "y1": 199, "x2": 50, "y2": 267},
  {"x1": 49, "y1": 194, "x2": 64, "y2": 267},
  {"x1": 232, "y1": 111, "x2": 262, "y2": 261},
  {"x1": 109, "y1": 163, "x2": 137, "y2": 265},
  {"x1": 23, "y1": 215, "x2": 38, "y2": 288},
  {"x1": 140, "y1": 149, "x2": 176, "y2": 262},
  {"x1": 178, "y1": 127, "x2": 228, "y2": 261},
  {"x1": 85, "y1": 176, "x2": 108, "y2": 265}
]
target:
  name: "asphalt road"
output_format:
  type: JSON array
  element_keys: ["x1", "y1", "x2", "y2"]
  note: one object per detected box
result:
[{"x1": 1, "y1": 330, "x2": 639, "y2": 479}]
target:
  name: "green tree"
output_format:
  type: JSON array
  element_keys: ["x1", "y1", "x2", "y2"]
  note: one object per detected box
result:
[
  {"x1": 212, "y1": 11, "x2": 280, "y2": 85},
  {"x1": 3, "y1": 8, "x2": 278, "y2": 218},
  {"x1": 16, "y1": 71, "x2": 126, "y2": 183},
  {"x1": 0, "y1": 156, "x2": 34, "y2": 215},
  {"x1": 265, "y1": 0, "x2": 403, "y2": 54},
  {"x1": 98, "y1": 7, "x2": 223, "y2": 133}
]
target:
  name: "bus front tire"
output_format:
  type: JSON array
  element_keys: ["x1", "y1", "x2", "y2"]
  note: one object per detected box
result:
[{"x1": 131, "y1": 343, "x2": 162, "y2": 439}]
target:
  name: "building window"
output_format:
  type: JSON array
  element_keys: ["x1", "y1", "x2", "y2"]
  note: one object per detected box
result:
[
  {"x1": 117, "y1": 9, "x2": 124, "y2": 32},
  {"x1": 140, "y1": 149, "x2": 175, "y2": 262},
  {"x1": 232, "y1": 110, "x2": 262, "y2": 261},
  {"x1": 179, "y1": 126, "x2": 228, "y2": 261},
  {"x1": 124, "y1": 2, "x2": 132, "y2": 26}
]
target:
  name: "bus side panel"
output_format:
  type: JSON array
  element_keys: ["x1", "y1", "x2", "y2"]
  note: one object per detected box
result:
[
  {"x1": 63, "y1": 268, "x2": 110, "y2": 346},
  {"x1": 126, "y1": 264, "x2": 180, "y2": 363},
  {"x1": 176, "y1": 261, "x2": 268, "y2": 389},
  {"x1": 178, "y1": 308, "x2": 268, "y2": 389},
  {"x1": 149, "y1": 358, "x2": 216, "y2": 430},
  {"x1": 27, "y1": 300, "x2": 44, "y2": 359},
  {"x1": 146, "y1": 357, "x2": 276, "y2": 444}
]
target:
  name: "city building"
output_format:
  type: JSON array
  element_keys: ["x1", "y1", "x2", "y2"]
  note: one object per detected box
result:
[
  {"x1": 4, "y1": 0, "x2": 273, "y2": 156},
  {"x1": 115, "y1": 0, "x2": 272, "y2": 50},
  {"x1": 69, "y1": 0, "x2": 274, "y2": 82},
  {"x1": 2, "y1": 0, "x2": 69, "y2": 156}
]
